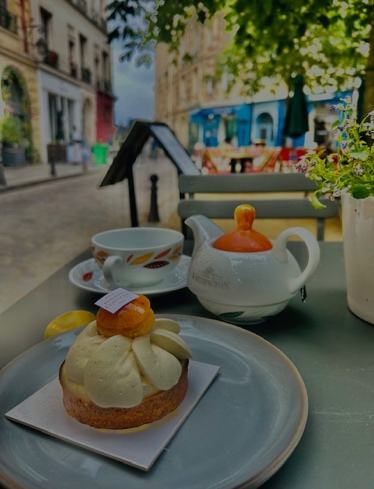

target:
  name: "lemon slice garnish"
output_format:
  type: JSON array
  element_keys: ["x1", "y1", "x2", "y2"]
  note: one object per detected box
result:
[{"x1": 45, "y1": 310, "x2": 96, "y2": 339}]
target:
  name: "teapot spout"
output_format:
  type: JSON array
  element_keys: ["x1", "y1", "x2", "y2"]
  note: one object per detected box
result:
[{"x1": 185, "y1": 215, "x2": 223, "y2": 251}]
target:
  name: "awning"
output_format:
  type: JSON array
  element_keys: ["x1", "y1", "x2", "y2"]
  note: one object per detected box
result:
[{"x1": 191, "y1": 105, "x2": 239, "y2": 122}]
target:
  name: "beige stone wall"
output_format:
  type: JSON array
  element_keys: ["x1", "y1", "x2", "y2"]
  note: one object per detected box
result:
[
  {"x1": 155, "y1": 13, "x2": 244, "y2": 147},
  {"x1": 81, "y1": 86, "x2": 96, "y2": 145},
  {"x1": 0, "y1": 0, "x2": 113, "y2": 162},
  {"x1": 30, "y1": 0, "x2": 110, "y2": 83},
  {"x1": 30, "y1": 0, "x2": 111, "y2": 152},
  {"x1": 154, "y1": 13, "x2": 291, "y2": 150},
  {"x1": 0, "y1": 0, "x2": 41, "y2": 160}
]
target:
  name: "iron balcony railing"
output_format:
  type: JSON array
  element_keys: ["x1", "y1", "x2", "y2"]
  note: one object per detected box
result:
[
  {"x1": 103, "y1": 79, "x2": 112, "y2": 93},
  {"x1": 96, "y1": 79, "x2": 112, "y2": 93},
  {"x1": 76, "y1": 0, "x2": 87, "y2": 14},
  {"x1": 91, "y1": 8, "x2": 100, "y2": 25},
  {"x1": 70, "y1": 62, "x2": 78, "y2": 78},
  {"x1": 0, "y1": 7, "x2": 17, "y2": 34},
  {"x1": 81, "y1": 67, "x2": 91, "y2": 84},
  {"x1": 68, "y1": 0, "x2": 106, "y2": 32}
]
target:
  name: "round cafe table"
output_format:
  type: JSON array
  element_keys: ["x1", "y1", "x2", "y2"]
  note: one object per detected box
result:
[{"x1": 0, "y1": 241, "x2": 373, "y2": 489}]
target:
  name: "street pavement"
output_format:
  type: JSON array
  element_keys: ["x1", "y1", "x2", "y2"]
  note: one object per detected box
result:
[
  {"x1": 0, "y1": 156, "x2": 181, "y2": 314},
  {"x1": 0, "y1": 161, "x2": 102, "y2": 191}
]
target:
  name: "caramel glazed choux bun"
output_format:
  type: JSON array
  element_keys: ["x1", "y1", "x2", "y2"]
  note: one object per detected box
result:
[{"x1": 59, "y1": 295, "x2": 192, "y2": 429}]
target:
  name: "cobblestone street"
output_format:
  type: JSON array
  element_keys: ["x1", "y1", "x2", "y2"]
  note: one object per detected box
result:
[{"x1": 0, "y1": 157, "x2": 180, "y2": 314}]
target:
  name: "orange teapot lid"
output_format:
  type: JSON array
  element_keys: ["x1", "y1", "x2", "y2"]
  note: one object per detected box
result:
[{"x1": 213, "y1": 204, "x2": 273, "y2": 252}]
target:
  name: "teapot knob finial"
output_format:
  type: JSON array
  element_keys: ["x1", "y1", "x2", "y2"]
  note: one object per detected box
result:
[
  {"x1": 235, "y1": 203, "x2": 255, "y2": 231},
  {"x1": 213, "y1": 204, "x2": 273, "y2": 252}
]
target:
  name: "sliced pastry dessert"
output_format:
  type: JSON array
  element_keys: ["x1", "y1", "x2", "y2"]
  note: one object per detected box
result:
[{"x1": 59, "y1": 295, "x2": 192, "y2": 429}]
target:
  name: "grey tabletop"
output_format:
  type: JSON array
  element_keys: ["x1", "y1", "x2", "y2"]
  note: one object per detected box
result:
[{"x1": 0, "y1": 241, "x2": 373, "y2": 488}]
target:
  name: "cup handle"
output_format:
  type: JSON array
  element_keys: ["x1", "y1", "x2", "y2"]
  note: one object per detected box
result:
[
  {"x1": 272, "y1": 227, "x2": 320, "y2": 294},
  {"x1": 103, "y1": 255, "x2": 124, "y2": 289}
]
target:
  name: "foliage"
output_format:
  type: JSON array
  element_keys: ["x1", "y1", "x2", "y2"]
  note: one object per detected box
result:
[
  {"x1": 106, "y1": 0, "x2": 373, "y2": 97},
  {"x1": 0, "y1": 116, "x2": 24, "y2": 147},
  {"x1": 107, "y1": 0, "x2": 156, "y2": 65},
  {"x1": 220, "y1": 0, "x2": 371, "y2": 95},
  {"x1": 295, "y1": 97, "x2": 374, "y2": 208},
  {"x1": 1, "y1": 67, "x2": 34, "y2": 159}
]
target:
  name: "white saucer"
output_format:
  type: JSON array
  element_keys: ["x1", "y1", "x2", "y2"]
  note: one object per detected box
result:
[{"x1": 68, "y1": 255, "x2": 191, "y2": 296}]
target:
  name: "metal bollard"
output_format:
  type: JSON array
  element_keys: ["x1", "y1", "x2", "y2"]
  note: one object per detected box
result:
[
  {"x1": 0, "y1": 163, "x2": 6, "y2": 186},
  {"x1": 50, "y1": 158, "x2": 57, "y2": 177},
  {"x1": 0, "y1": 145, "x2": 6, "y2": 186},
  {"x1": 148, "y1": 174, "x2": 160, "y2": 222}
]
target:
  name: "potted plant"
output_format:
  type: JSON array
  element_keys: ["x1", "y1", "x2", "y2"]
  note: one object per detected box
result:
[
  {"x1": 47, "y1": 140, "x2": 66, "y2": 164},
  {"x1": 0, "y1": 116, "x2": 26, "y2": 166},
  {"x1": 296, "y1": 97, "x2": 374, "y2": 324}
]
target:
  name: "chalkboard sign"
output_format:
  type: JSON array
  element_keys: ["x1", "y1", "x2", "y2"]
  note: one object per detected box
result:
[
  {"x1": 100, "y1": 121, "x2": 198, "y2": 188},
  {"x1": 100, "y1": 120, "x2": 199, "y2": 227},
  {"x1": 149, "y1": 124, "x2": 200, "y2": 175}
]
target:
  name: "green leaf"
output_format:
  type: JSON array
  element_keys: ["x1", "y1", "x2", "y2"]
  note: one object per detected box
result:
[
  {"x1": 105, "y1": 0, "x2": 371, "y2": 111},
  {"x1": 136, "y1": 54, "x2": 152, "y2": 67},
  {"x1": 107, "y1": 27, "x2": 120, "y2": 42},
  {"x1": 350, "y1": 185, "x2": 372, "y2": 199},
  {"x1": 318, "y1": 14, "x2": 330, "y2": 28},
  {"x1": 309, "y1": 193, "x2": 327, "y2": 209},
  {"x1": 349, "y1": 149, "x2": 369, "y2": 161},
  {"x1": 182, "y1": 53, "x2": 193, "y2": 63}
]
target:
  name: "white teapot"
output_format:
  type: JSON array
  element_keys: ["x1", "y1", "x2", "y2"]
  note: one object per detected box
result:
[{"x1": 186, "y1": 204, "x2": 320, "y2": 324}]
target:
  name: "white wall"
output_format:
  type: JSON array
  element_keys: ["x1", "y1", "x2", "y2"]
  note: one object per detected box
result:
[
  {"x1": 32, "y1": 0, "x2": 110, "y2": 162},
  {"x1": 38, "y1": 70, "x2": 81, "y2": 162}
]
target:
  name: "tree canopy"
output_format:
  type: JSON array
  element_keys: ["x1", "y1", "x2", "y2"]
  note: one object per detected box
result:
[{"x1": 107, "y1": 0, "x2": 374, "y2": 114}]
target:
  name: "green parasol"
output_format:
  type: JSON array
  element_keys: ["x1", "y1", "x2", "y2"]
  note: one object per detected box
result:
[{"x1": 283, "y1": 74, "x2": 309, "y2": 138}]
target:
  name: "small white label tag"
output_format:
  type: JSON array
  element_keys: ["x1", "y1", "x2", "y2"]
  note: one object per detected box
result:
[{"x1": 95, "y1": 288, "x2": 139, "y2": 314}]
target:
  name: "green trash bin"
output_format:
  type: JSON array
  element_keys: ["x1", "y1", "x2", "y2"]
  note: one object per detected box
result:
[{"x1": 92, "y1": 144, "x2": 109, "y2": 165}]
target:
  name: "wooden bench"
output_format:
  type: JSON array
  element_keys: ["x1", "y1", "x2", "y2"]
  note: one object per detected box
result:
[{"x1": 178, "y1": 173, "x2": 340, "y2": 241}]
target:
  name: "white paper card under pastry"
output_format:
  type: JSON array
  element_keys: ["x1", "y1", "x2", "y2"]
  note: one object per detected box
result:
[{"x1": 5, "y1": 360, "x2": 219, "y2": 471}]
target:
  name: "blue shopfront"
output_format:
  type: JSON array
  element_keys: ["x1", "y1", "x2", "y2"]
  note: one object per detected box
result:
[
  {"x1": 190, "y1": 104, "x2": 252, "y2": 148},
  {"x1": 189, "y1": 91, "x2": 352, "y2": 150},
  {"x1": 190, "y1": 101, "x2": 289, "y2": 148}
]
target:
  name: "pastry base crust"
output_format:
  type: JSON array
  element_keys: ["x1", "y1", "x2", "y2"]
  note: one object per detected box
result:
[{"x1": 59, "y1": 361, "x2": 189, "y2": 429}]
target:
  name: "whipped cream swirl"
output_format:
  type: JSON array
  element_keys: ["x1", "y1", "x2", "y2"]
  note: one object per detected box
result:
[{"x1": 63, "y1": 318, "x2": 192, "y2": 408}]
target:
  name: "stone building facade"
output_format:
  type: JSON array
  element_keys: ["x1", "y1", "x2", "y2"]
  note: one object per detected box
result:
[
  {"x1": 154, "y1": 14, "x2": 350, "y2": 154},
  {"x1": 0, "y1": 0, "x2": 114, "y2": 165},
  {"x1": 0, "y1": 0, "x2": 39, "y2": 164},
  {"x1": 155, "y1": 14, "x2": 241, "y2": 152}
]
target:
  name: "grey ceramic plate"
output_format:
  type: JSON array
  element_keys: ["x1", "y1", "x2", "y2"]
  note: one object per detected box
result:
[{"x1": 0, "y1": 315, "x2": 308, "y2": 489}]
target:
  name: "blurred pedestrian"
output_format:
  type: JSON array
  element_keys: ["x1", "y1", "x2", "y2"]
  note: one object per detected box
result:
[{"x1": 71, "y1": 126, "x2": 82, "y2": 165}]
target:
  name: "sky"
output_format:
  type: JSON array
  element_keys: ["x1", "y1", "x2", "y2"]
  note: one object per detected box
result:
[{"x1": 110, "y1": 40, "x2": 155, "y2": 127}]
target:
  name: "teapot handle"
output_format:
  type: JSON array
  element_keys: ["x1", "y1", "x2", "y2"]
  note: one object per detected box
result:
[{"x1": 272, "y1": 227, "x2": 320, "y2": 294}]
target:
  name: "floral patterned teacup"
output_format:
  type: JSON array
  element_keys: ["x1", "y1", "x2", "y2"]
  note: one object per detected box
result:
[{"x1": 92, "y1": 227, "x2": 184, "y2": 288}]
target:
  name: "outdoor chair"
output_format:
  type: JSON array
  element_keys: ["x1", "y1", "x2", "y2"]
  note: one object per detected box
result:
[
  {"x1": 178, "y1": 173, "x2": 340, "y2": 241},
  {"x1": 202, "y1": 146, "x2": 283, "y2": 174}
]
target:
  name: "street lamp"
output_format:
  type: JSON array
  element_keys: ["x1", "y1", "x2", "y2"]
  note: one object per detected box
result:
[
  {"x1": 34, "y1": 36, "x2": 48, "y2": 57},
  {"x1": 25, "y1": 23, "x2": 48, "y2": 58},
  {"x1": 0, "y1": 144, "x2": 6, "y2": 187}
]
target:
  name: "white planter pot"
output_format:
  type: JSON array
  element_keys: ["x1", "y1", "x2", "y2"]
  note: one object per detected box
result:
[{"x1": 341, "y1": 193, "x2": 374, "y2": 325}]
